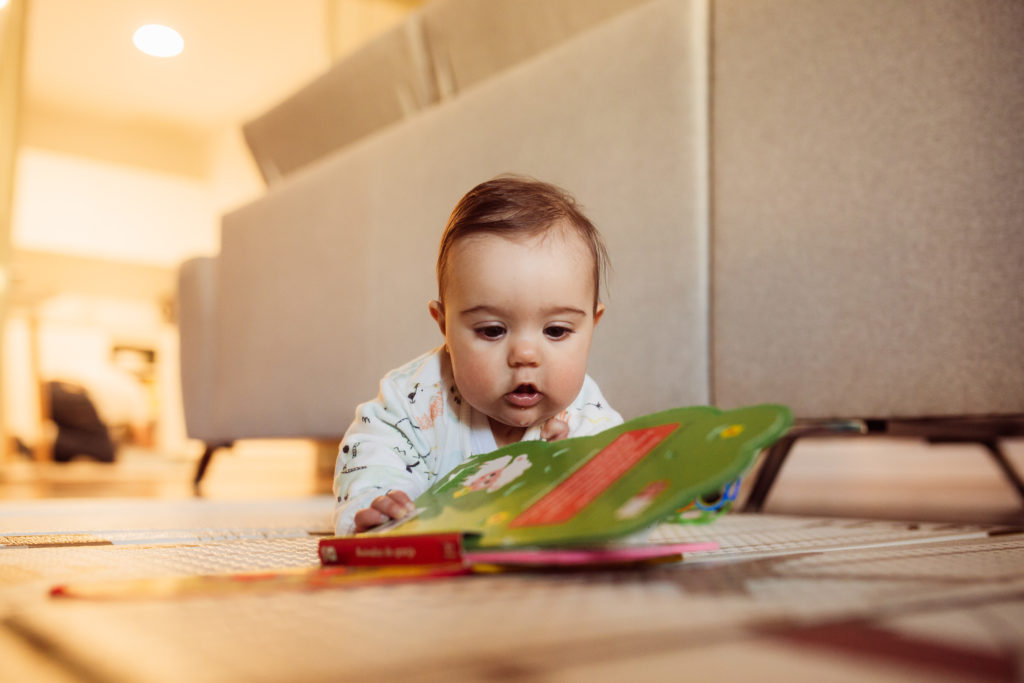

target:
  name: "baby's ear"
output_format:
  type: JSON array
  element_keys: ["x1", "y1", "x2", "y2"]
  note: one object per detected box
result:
[
  {"x1": 593, "y1": 302, "x2": 606, "y2": 326},
  {"x1": 428, "y1": 300, "x2": 446, "y2": 335}
]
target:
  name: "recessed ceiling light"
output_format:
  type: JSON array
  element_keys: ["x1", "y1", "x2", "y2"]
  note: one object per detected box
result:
[{"x1": 133, "y1": 24, "x2": 184, "y2": 58}]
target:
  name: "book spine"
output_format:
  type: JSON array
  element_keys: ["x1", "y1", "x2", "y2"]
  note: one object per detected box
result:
[{"x1": 318, "y1": 533, "x2": 464, "y2": 567}]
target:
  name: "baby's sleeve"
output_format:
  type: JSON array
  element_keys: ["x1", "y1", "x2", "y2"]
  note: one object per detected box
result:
[{"x1": 332, "y1": 381, "x2": 437, "y2": 535}]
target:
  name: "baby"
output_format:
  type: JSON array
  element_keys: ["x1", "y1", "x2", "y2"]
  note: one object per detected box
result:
[{"x1": 333, "y1": 175, "x2": 623, "y2": 534}]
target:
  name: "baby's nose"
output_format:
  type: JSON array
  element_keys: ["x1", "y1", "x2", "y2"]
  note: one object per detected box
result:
[{"x1": 508, "y1": 337, "x2": 540, "y2": 366}]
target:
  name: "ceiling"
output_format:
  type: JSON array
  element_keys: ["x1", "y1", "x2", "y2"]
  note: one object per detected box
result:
[
  {"x1": 22, "y1": 0, "x2": 405, "y2": 132},
  {"x1": 7, "y1": 1, "x2": 421, "y2": 299}
]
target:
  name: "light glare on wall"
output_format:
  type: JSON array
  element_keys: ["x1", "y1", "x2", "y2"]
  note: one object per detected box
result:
[{"x1": 133, "y1": 24, "x2": 184, "y2": 58}]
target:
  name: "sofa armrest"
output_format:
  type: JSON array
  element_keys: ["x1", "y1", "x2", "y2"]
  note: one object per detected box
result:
[{"x1": 177, "y1": 256, "x2": 221, "y2": 442}]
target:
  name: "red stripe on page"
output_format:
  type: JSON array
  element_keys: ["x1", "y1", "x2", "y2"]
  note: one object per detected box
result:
[{"x1": 508, "y1": 423, "x2": 679, "y2": 528}]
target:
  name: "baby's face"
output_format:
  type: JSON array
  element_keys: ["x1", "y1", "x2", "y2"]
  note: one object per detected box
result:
[{"x1": 430, "y1": 224, "x2": 603, "y2": 440}]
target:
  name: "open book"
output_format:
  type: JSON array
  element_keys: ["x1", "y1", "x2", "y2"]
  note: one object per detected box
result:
[{"x1": 319, "y1": 404, "x2": 792, "y2": 566}]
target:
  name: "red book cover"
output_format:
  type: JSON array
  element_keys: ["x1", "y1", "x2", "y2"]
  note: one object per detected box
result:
[{"x1": 318, "y1": 532, "x2": 464, "y2": 567}]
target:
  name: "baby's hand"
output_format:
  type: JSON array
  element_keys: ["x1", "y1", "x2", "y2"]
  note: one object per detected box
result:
[
  {"x1": 541, "y1": 416, "x2": 569, "y2": 442},
  {"x1": 353, "y1": 490, "x2": 416, "y2": 532}
]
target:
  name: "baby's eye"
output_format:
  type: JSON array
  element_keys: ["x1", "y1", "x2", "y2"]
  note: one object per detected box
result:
[
  {"x1": 544, "y1": 325, "x2": 573, "y2": 340},
  {"x1": 476, "y1": 325, "x2": 506, "y2": 340}
]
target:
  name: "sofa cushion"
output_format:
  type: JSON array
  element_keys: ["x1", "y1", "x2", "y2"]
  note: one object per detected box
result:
[
  {"x1": 420, "y1": 0, "x2": 651, "y2": 98},
  {"x1": 242, "y1": 14, "x2": 436, "y2": 183}
]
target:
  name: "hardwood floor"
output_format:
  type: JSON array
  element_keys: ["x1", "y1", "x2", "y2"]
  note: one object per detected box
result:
[
  {"x1": 2, "y1": 436, "x2": 1022, "y2": 525},
  {"x1": 752, "y1": 435, "x2": 1024, "y2": 525},
  {"x1": 0, "y1": 439, "x2": 334, "y2": 500}
]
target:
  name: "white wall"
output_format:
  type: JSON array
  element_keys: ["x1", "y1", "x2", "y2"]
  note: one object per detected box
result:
[
  {"x1": 207, "y1": 126, "x2": 265, "y2": 218},
  {"x1": 13, "y1": 147, "x2": 218, "y2": 266}
]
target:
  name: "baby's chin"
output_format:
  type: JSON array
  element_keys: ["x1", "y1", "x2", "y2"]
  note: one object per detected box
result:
[{"x1": 491, "y1": 410, "x2": 564, "y2": 430}]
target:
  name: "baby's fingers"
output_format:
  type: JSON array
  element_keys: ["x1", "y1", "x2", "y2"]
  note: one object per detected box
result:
[
  {"x1": 352, "y1": 491, "x2": 417, "y2": 532},
  {"x1": 353, "y1": 507, "x2": 389, "y2": 532},
  {"x1": 372, "y1": 491, "x2": 416, "y2": 520},
  {"x1": 385, "y1": 490, "x2": 415, "y2": 510},
  {"x1": 541, "y1": 416, "x2": 569, "y2": 442}
]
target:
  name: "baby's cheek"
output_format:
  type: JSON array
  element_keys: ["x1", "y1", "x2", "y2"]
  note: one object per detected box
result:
[
  {"x1": 452, "y1": 356, "x2": 497, "y2": 403},
  {"x1": 551, "y1": 356, "x2": 588, "y2": 398}
]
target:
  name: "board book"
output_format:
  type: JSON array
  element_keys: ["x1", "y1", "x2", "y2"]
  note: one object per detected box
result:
[{"x1": 319, "y1": 404, "x2": 792, "y2": 567}]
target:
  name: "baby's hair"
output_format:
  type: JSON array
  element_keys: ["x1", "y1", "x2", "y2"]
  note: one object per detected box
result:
[{"x1": 436, "y1": 175, "x2": 610, "y2": 310}]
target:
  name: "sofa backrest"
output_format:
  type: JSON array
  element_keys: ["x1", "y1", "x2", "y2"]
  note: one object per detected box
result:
[
  {"x1": 211, "y1": 0, "x2": 708, "y2": 439},
  {"x1": 710, "y1": 0, "x2": 1024, "y2": 418}
]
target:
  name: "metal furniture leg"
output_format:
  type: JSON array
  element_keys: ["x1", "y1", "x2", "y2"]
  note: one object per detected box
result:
[
  {"x1": 981, "y1": 440, "x2": 1024, "y2": 505},
  {"x1": 743, "y1": 436, "x2": 797, "y2": 513},
  {"x1": 193, "y1": 442, "x2": 232, "y2": 493},
  {"x1": 742, "y1": 419, "x2": 869, "y2": 514}
]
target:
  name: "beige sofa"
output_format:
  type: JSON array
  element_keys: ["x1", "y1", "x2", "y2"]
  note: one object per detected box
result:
[{"x1": 179, "y1": 0, "x2": 1024, "y2": 500}]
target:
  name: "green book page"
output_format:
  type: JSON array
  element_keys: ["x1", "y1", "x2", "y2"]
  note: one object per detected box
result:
[{"x1": 384, "y1": 404, "x2": 792, "y2": 549}]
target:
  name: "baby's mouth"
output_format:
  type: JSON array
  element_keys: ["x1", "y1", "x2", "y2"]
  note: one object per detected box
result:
[{"x1": 505, "y1": 383, "x2": 541, "y2": 408}]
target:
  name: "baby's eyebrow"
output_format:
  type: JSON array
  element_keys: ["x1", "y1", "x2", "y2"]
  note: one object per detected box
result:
[
  {"x1": 458, "y1": 305, "x2": 503, "y2": 317},
  {"x1": 542, "y1": 306, "x2": 588, "y2": 318},
  {"x1": 459, "y1": 305, "x2": 587, "y2": 318}
]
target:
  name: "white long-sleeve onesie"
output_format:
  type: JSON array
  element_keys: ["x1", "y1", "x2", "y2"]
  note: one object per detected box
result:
[{"x1": 332, "y1": 346, "x2": 623, "y2": 535}]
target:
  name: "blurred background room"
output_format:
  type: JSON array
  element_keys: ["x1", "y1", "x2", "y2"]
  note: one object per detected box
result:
[{"x1": 0, "y1": 0, "x2": 428, "y2": 499}]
